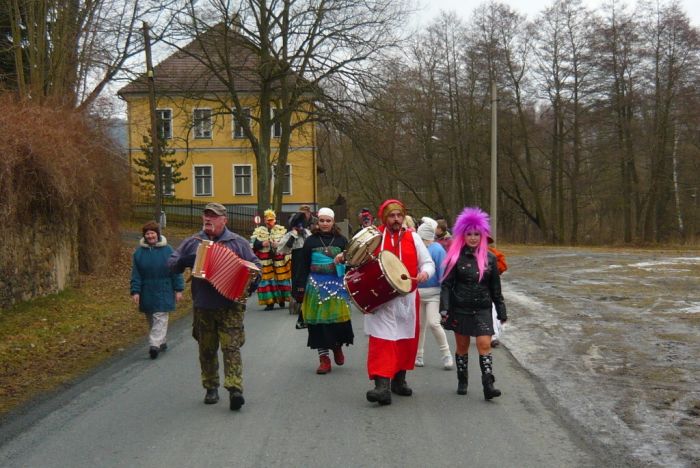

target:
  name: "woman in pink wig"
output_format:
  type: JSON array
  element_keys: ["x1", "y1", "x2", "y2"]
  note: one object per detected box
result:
[{"x1": 439, "y1": 207, "x2": 508, "y2": 400}]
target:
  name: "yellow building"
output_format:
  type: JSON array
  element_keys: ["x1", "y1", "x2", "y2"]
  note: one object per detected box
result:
[{"x1": 117, "y1": 29, "x2": 317, "y2": 212}]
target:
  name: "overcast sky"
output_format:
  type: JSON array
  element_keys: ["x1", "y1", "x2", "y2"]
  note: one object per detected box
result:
[{"x1": 417, "y1": 0, "x2": 700, "y2": 27}]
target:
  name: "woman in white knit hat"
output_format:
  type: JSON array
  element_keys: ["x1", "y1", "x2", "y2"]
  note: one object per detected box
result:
[
  {"x1": 415, "y1": 217, "x2": 453, "y2": 369},
  {"x1": 294, "y1": 207, "x2": 354, "y2": 374}
]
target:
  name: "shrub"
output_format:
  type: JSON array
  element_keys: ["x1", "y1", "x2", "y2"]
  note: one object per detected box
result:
[{"x1": 0, "y1": 95, "x2": 128, "y2": 274}]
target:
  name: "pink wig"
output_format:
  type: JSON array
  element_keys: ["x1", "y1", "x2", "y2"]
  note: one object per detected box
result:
[{"x1": 442, "y1": 207, "x2": 492, "y2": 282}]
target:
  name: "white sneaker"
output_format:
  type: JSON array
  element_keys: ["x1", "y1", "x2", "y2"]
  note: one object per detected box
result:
[
  {"x1": 415, "y1": 356, "x2": 424, "y2": 367},
  {"x1": 442, "y1": 355, "x2": 454, "y2": 370}
]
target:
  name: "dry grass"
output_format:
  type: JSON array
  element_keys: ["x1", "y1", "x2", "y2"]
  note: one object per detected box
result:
[{"x1": 0, "y1": 238, "x2": 192, "y2": 416}]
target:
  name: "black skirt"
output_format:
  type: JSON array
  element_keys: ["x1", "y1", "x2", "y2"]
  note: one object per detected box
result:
[
  {"x1": 442, "y1": 308, "x2": 494, "y2": 337},
  {"x1": 307, "y1": 321, "x2": 354, "y2": 349}
]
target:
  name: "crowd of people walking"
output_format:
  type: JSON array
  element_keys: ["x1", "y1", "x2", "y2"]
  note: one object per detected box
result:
[{"x1": 132, "y1": 199, "x2": 509, "y2": 410}]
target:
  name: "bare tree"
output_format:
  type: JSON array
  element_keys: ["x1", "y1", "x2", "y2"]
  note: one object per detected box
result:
[
  {"x1": 471, "y1": 2, "x2": 553, "y2": 238},
  {"x1": 313, "y1": 0, "x2": 700, "y2": 244},
  {"x1": 431, "y1": 13, "x2": 475, "y2": 215},
  {"x1": 562, "y1": 0, "x2": 595, "y2": 244},
  {"x1": 5, "y1": 0, "x2": 176, "y2": 109},
  {"x1": 638, "y1": 1, "x2": 699, "y2": 241},
  {"x1": 532, "y1": 0, "x2": 595, "y2": 244},
  {"x1": 165, "y1": 0, "x2": 412, "y2": 213},
  {"x1": 533, "y1": 1, "x2": 569, "y2": 243},
  {"x1": 592, "y1": 1, "x2": 643, "y2": 242}
]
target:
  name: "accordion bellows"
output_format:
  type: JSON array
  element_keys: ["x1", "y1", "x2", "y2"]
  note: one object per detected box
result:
[{"x1": 193, "y1": 240, "x2": 260, "y2": 301}]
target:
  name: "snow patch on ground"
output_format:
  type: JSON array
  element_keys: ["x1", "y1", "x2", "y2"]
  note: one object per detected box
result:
[{"x1": 501, "y1": 249, "x2": 700, "y2": 468}]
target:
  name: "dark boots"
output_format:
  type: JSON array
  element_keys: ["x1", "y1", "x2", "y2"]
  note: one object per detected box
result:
[
  {"x1": 479, "y1": 354, "x2": 502, "y2": 400},
  {"x1": 366, "y1": 377, "x2": 391, "y2": 405},
  {"x1": 455, "y1": 354, "x2": 468, "y2": 395},
  {"x1": 204, "y1": 388, "x2": 219, "y2": 404},
  {"x1": 229, "y1": 388, "x2": 245, "y2": 411},
  {"x1": 390, "y1": 370, "x2": 413, "y2": 396},
  {"x1": 482, "y1": 374, "x2": 501, "y2": 400},
  {"x1": 367, "y1": 371, "x2": 411, "y2": 405}
]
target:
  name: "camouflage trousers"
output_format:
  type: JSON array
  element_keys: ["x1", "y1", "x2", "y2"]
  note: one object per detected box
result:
[{"x1": 192, "y1": 304, "x2": 245, "y2": 391}]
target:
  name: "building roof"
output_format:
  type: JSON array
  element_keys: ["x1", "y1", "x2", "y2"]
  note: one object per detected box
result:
[{"x1": 118, "y1": 25, "x2": 262, "y2": 97}]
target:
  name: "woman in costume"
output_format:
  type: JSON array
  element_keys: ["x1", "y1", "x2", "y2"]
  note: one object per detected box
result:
[
  {"x1": 251, "y1": 209, "x2": 292, "y2": 310},
  {"x1": 130, "y1": 221, "x2": 184, "y2": 359},
  {"x1": 440, "y1": 207, "x2": 508, "y2": 399},
  {"x1": 294, "y1": 208, "x2": 354, "y2": 374}
]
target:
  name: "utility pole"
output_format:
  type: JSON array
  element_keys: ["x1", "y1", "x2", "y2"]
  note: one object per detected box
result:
[
  {"x1": 490, "y1": 81, "x2": 498, "y2": 243},
  {"x1": 143, "y1": 21, "x2": 162, "y2": 223}
]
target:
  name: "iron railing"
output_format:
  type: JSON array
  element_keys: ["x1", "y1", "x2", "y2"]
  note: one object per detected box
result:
[{"x1": 132, "y1": 199, "x2": 258, "y2": 236}]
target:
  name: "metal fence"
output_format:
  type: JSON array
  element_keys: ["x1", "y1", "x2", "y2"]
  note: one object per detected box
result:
[{"x1": 132, "y1": 200, "x2": 258, "y2": 236}]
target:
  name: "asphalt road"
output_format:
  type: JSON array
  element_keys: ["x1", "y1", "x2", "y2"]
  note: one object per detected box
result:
[{"x1": 0, "y1": 300, "x2": 610, "y2": 468}]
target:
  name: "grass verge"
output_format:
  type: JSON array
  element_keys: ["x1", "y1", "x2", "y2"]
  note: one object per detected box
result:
[{"x1": 0, "y1": 232, "x2": 192, "y2": 417}]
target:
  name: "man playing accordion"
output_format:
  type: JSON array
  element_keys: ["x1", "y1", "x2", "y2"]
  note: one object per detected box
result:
[{"x1": 168, "y1": 202, "x2": 261, "y2": 411}]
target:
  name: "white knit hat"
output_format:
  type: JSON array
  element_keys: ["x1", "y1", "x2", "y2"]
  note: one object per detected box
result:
[
  {"x1": 421, "y1": 216, "x2": 438, "y2": 229},
  {"x1": 317, "y1": 207, "x2": 335, "y2": 219},
  {"x1": 417, "y1": 222, "x2": 435, "y2": 241}
]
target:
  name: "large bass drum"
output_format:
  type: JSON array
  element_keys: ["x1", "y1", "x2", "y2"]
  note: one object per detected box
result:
[
  {"x1": 344, "y1": 225, "x2": 381, "y2": 267},
  {"x1": 343, "y1": 250, "x2": 412, "y2": 314}
]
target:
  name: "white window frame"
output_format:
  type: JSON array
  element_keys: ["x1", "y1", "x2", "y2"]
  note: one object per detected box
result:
[
  {"x1": 233, "y1": 164, "x2": 253, "y2": 196},
  {"x1": 193, "y1": 164, "x2": 213, "y2": 197},
  {"x1": 156, "y1": 108, "x2": 173, "y2": 140},
  {"x1": 232, "y1": 107, "x2": 250, "y2": 139},
  {"x1": 271, "y1": 107, "x2": 282, "y2": 139},
  {"x1": 272, "y1": 163, "x2": 292, "y2": 195},
  {"x1": 193, "y1": 108, "x2": 212, "y2": 139}
]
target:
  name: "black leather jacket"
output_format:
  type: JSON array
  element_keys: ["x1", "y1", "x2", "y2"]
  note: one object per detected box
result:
[{"x1": 439, "y1": 246, "x2": 507, "y2": 321}]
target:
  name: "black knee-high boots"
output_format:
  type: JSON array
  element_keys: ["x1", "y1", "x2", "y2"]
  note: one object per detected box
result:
[
  {"x1": 455, "y1": 354, "x2": 468, "y2": 395},
  {"x1": 479, "y1": 354, "x2": 502, "y2": 400}
]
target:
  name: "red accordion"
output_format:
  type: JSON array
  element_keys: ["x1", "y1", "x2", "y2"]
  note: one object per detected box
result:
[{"x1": 192, "y1": 240, "x2": 260, "y2": 302}]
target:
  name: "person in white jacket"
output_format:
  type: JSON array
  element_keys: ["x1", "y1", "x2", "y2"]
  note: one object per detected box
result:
[
  {"x1": 415, "y1": 217, "x2": 453, "y2": 370},
  {"x1": 361, "y1": 199, "x2": 435, "y2": 406}
]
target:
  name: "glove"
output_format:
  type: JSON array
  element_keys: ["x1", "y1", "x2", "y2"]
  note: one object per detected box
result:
[
  {"x1": 439, "y1": 310, "x2": 448, "y2": 325},
  {"x1": 496, "y1": 308, "x2": 508, "y2": 323}
]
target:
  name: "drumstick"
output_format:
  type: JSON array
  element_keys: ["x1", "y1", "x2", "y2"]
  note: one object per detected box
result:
[{"x1": 400, "y1": 274, "x2": 419, "y2": 281}]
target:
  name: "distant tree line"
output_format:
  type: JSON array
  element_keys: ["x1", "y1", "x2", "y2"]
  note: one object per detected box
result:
[
  {"x1": 1, "y1": 0, "x2": 697, "y2": 244},
  {"x1": 319, "y1": 0, "x2": 700, "y2": 245}
]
